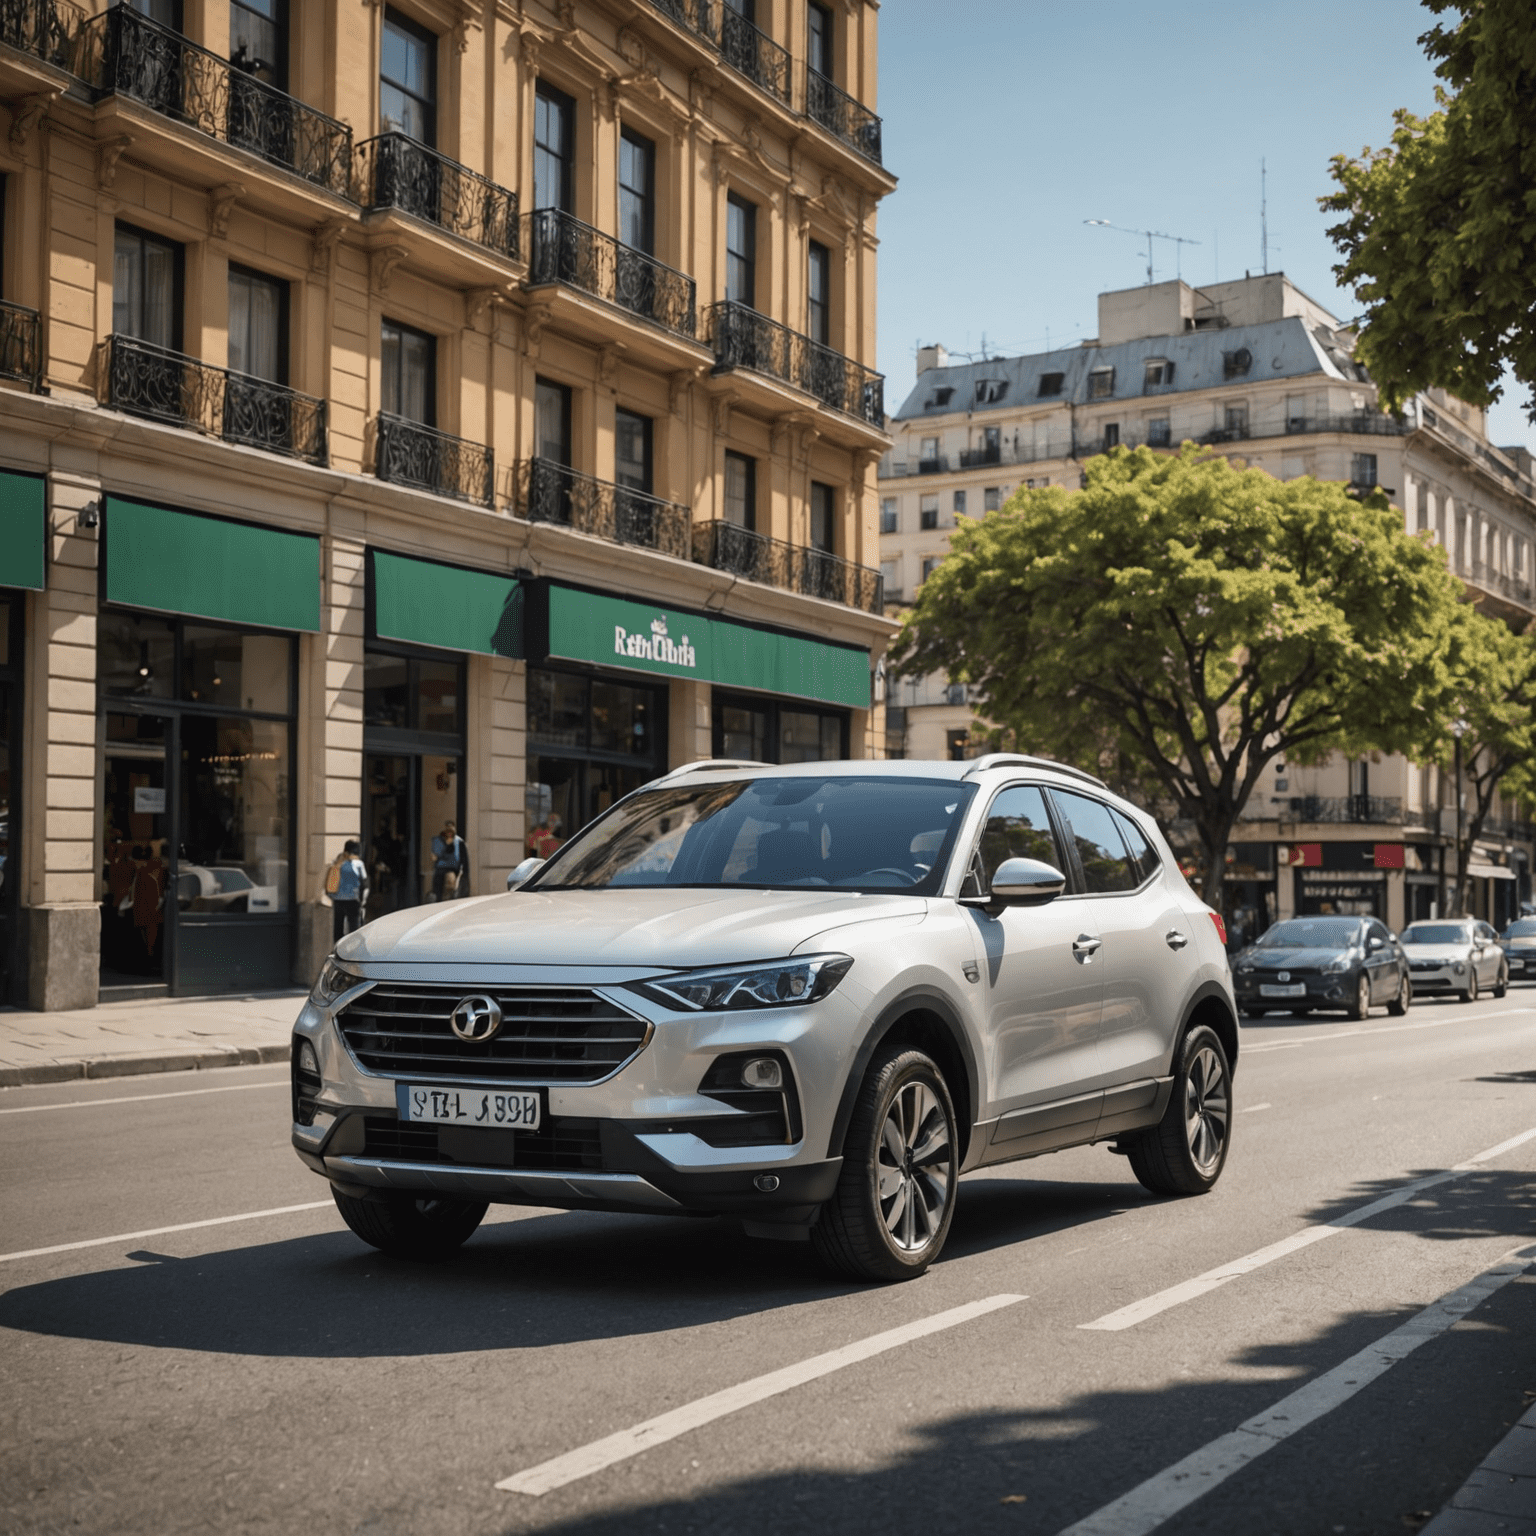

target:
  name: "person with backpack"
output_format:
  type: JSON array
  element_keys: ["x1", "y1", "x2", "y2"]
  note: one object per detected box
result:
[
  {"x1": 430, "y1": 821, "x2": 469, "y2": 901},
  {"x1": 326, "y1": 840, "x2": 369, "y2": 940}
]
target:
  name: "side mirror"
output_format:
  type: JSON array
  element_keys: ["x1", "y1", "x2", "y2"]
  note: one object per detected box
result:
[
  {"x1": 1367, "y1": 935, "x2": 1384, "y2": 951},
  {"x1": 506, "y1": 856, "x2": 545, "y2": 891},
  {"x1": 961, "y1": 856, "x2": 1066, "y2": 910}
]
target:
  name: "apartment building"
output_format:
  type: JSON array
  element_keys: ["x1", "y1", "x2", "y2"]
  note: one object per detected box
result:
[
  {"x1": 880, "y1": 272, "x2": 1536, "y2": 933},
  {"x1": 0, "y1": 0, "x2": 895, "y2": 1008}
]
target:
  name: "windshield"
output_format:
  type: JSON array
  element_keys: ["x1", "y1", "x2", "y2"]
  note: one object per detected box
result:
[
  {"x1": 1255, "y1": 918, "x2": 1361, "y2": 949},
  {"x1": 1401, "y1": 923, "x2": 1473, "y2": 945},
  {"x1": 529, "y1": 776, "x2": 977, "y2": 894},
  {"x1": 1503, "y1": 919, "x2": 1536, "y2": 938}
]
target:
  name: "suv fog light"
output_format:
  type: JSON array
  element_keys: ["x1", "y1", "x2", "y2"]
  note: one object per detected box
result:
[
  {"x1": 741, "y1": 1057, "x2": 784, "y2": 1090},
  {"x1": 754, "y1": 1174, "x2": 780, "y2": 1192},
  {"x1": 298, "y1": 1039, "x2": 320, "y2": 1078}
]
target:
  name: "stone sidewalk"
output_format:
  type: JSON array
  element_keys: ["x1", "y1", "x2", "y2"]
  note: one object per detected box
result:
[
  {"x1": 1424, "y1": 1401, "x2": 1536, "y2": 1535},
  {"x1": 0, "y1": 989, "x2": 305, "y2": 1085}
]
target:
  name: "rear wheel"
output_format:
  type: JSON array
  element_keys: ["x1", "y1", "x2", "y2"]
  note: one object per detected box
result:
[
  {"x1": 332, "y1": 1188, "x2": 488, "y2": 1260},
  {"x1": 1387, "y1": 973, "x2": 1411, "y2": 1017},
  {"x1": 1125, "y1": 1024, "x2": 1231, "y2": 1197},
  {"x1": 1494, "y1": 964, "x2": 1508, "y2": 999},
  {"x1": 813, "y1": 1046, "x2": 958, "y2": 1282},
  {"x1": 1461, "y1": 968, "x2": 1479, "y2": 1004},
  {"x1": 1346, "y1": 973, "x2": 1371, "y2": 1021}
]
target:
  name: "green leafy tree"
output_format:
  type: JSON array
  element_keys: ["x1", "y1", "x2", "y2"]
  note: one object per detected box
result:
[
  {"x1": 1323, "y1": 0, "x2": 1536, "y2": 417},
  {"x1": 892, "y1": 447, "x2": 1472, "y2": 908}
]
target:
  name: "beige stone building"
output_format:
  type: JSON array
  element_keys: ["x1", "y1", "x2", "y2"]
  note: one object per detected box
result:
[
  {"x1": 880, "y1": 272, "x2": 1536, "y2": 934},
  {"x1": 0, "y1": 0, "x2": 894, "y2": 1008}
]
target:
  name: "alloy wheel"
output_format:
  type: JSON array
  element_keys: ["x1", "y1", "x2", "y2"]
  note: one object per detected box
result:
[
  {"x1": 1183, "y1": 1045, "x2": 1230, "y2": 1177},
  {"x1": 1357, "y1": 975, "x2": 1371, "y2": 1018},
  {"x1": 876, "y1": 1081, "x2": 952, "y2": 1253}
]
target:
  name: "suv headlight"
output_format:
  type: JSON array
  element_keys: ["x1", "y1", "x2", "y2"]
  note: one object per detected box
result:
[
  {"x1": 1321, "y1": 956, "x2": 1352, "y2": 974},
  {"x1": 632, "y1": 954, "x2": 853, "y2": 1012},
  {"x1": 311, "y1": 956, "x2": 363, "y2": 1006}
]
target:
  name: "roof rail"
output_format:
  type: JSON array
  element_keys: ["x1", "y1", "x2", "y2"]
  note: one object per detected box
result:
[
  {"x1": 654, "y1": 759, "x2": 771, "y2": 780},
  {"x1": 960, "y1": 753, "x2": 1109, "y2": 790}
]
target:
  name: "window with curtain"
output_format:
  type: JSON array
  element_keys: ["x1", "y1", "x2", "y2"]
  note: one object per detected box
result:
[
  {"x1": 808, "y1": 240, "x2": 831, "y2": 345},
  {"x1": 381, "y1": 318, "x2": 434, "y2": 424},
  {"x1": 808, "y1": 2, "x2": 833, "y2": 78},
  {"x1": 534, "y1": 83, "x2": 576, "y2": 213},
  {"x1": 227, "y1": 266, "x2": 287, "y2": 384},
  {"x1": 230, "y1": 0, "x2": 285, "y2": 87},
  {"x1": 724, "y1": 451, "x2": 756, "y2": 530},
  {"x1": 113, "y1": 224, "x2": 181, "y2": 350},
  {"x1": 380, "y1": 9, "x2": 435, "y2": 143},
  {"x1": 128, "y1": 0, "x2": 181, "y2": 23},
  {"x1": 726, "y1": 194, "x2": 756, "y2": 308},
  {"x1": 618, "y1": 129, "x2": 654, "y2": 254},
  {"x1": 535, "y1": 378, "x2": 572, "y2": 465},
  {"x1": 615, "y1": 409, "x2": 652, "y2": 494},
  {"x1": 810, "y1": 481, "x2": 835, "y2": 553}
]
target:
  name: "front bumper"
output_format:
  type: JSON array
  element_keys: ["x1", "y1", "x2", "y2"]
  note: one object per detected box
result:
[{"x1": 1233, "y1": 971, "x2": 1351, "y2": 1009}]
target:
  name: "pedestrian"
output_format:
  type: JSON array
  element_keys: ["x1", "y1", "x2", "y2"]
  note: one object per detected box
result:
[
  {"x1": 327, "y1": 839, "x2": 369, "y2": 940},
  {"x1": 430, "y1": 820, "x2": 469, "y2": 900}
]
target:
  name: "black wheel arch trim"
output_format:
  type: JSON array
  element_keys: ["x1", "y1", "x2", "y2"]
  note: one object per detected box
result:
[{"x1": 1178, "y1": 979, "x2": 1241, "y2": 1073}]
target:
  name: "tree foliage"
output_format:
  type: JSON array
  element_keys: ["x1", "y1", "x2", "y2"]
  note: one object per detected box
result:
[
  {"x1": 891, "y1": 447, "x2": 1473, "y2": 905},
  {"x1": 1322, "y1": 0, "x2": 1536, "y2": 419}
]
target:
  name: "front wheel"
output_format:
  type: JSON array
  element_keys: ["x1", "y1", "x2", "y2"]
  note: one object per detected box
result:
[
  {"x1": 813, "y1": 1046, "x2": 958, "y2": 1282},
  {"x1": 1125, "y1": 1024, "x2": 1232, "y2": 1197},
  {"x1": 332, "y1": 1187, "x2": 488, "y2": 1260},
  {"x1": 1493, "y1": 964, "x2": 1508, "y2": 999},
  {"x1": 1461, "y1": 968, "x2": 1479, "y2": 1004},
  {"x1": 1346, "y1": 973, "x2": 1371, "y2": 1021},
  {"x1": 1387, "y1": 973, "x2": 1411, "y2": 1017}
]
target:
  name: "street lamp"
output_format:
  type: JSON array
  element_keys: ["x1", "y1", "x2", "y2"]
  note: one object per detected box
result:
[{"x1": 1450, "y1": 717, "x2": 1469, "y2": 917}]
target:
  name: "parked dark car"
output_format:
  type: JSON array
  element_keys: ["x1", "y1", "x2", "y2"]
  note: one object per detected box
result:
[
  {"x1": 1498, "y1": 917, "x2": 1536, "y2": 983},
  {"x1": 1233, "y1": 915, "x2": 1410, "y2": 1019}
]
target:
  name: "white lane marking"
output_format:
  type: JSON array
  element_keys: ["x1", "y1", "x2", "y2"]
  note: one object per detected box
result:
[
  {"x1": 1081, "y1": 1123, "x2": 1536, "y2": 1332},
  {"x1": 0, "y1": 1079, "x2": 289, "y2": 1115},
  {"x1": 496, "y1": 1293, "x2": 1027, "y2": 1497},
  {"x1": 1058, "y1": 1245, "x2": 1535, "y2": 1536},
  {"x1": 1241, "y1": 1103, "x2": 1272, "y2": 1113},
  {"x1": 1245, "y1": 1007, "x2": 1533, "y2": 1054},
  {"x1": 0, "y1": 1201, "x2": 333, "y2": 1265}
]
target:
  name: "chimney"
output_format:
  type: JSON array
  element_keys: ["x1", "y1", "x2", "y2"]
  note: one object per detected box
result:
[{"x1": 915, "y1": 343, "x2": 948, "y2": 376}]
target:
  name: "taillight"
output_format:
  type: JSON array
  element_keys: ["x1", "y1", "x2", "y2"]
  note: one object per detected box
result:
[{"x1": 1210, "y1": 912, "x2": 1228, "y2": 946}]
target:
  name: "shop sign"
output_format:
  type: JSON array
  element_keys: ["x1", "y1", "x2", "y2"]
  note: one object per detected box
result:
[
  {"x1": 613, "y1": 614, "x2": 697, "y2": 669},
  {"x1": 0, "y1": 469, "x2": 46, "y2": 591}
]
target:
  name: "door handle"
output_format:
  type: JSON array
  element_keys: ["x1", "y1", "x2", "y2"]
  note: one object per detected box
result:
[
  {"x1": 1072, "y1": 933, "x2": 1102, "y2": 962},
  {"x1": 1165, "y1": 929, "x2": 1188, "y2": 950}
]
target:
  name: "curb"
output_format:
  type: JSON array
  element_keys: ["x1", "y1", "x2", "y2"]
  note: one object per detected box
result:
[{"x1": 0, "y1": 1042, "x2": 290, "y2": 1088}]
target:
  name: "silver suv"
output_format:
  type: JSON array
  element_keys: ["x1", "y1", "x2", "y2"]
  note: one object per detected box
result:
[{"x1": 291, "y1": 755, "x2": 1238, "y2": 1282}]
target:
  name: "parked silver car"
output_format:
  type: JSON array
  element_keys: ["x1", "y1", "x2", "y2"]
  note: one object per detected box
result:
[
  {"x1": 1497, "y1": 917, "x2": 1536, "y2": 982},
  {"x1": 1399, "y1": 919, "x2": 1508, "y2": 1002},
  {"x1": 290, "y1": 756, "x2": 1238, "y2": 1282}
]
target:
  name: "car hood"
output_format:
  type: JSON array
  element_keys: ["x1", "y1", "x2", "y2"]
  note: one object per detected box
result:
[
  {"x1": 1239, "y1": 947, "x2": 1350, "y2": 970},
  {"x1": 1401, "y1": 944, "x2": 1470, "y2": 961},
  {"x1": 337, "y1": 887, "x2": 929, "y2": 969}
]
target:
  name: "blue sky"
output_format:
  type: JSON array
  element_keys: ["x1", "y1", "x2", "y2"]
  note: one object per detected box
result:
[{"x1": 874, "y1": 0, "x2": 1534, "y2": 451}]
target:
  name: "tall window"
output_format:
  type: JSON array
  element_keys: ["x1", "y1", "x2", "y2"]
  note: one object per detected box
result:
[
  {"x1": 230, "y1": 0, "x2": 286, "y2": 88},
  {"x1": 380, "y1": 9, "x2": 435, "y2": 143},
  {"x1": 380, "y1": 318, "x2": 434, "y2": 424},
  {"x1": 536, "y1": 377, "x2": 572, "y2": 465},
  {"x1": 879, "y1": 497, "x2": 898, "y2": 534},
  {"x1": 618, "y1": 128, "x2": 654, "y2": 254},
  {"x1": 534, "y1": 83, "x2": 576, "y2": 213},
  {"x1": 113, "y1": 224, "x2": 181, "y2": 349},
  {"x1": 810, "y1": 481, "x2": 835, "y2": 553},
  {"x1": 726, "y1": 193, "x2": 756, "y2": 308},
  {"x1": 919, "y1": 494, "x2": 938, "y2": 530},
  {"x1": 615, "y1": 408, "x2": 652, "y2": 494},
  {"x1": 724, "y1": 451, "x2": 756, "y2": 530},
  {"x1": 807, "y1": 240, "x2": 830, "y2": 346},
  {"x1": 227, "y1": 266, "x2": 287, "y2": 383},
  {"x1": 807, "y1": 2, "x2": 833, "y2": 77},
  {"x1": 127, "y1": 0, "x2": 180, "y2": 22}
]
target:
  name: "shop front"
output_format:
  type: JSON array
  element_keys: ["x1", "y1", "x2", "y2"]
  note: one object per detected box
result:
[{"x1": 96, "y1": 497, "x2": 317, "y2": 995}]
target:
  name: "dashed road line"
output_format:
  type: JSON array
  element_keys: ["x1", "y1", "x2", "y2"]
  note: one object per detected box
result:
[
  {"x1": 0, "y1": 1201, "x2": 334, "y2": 1265},
  {"x1": 1058, "y1": 1245, "x2": 1535, "y2": 1536},
  {"x1": 496, "y1": 1293, "x2": 1027, "y2": 1496},
  {"x1": 1244, "y1": 1005, "x2": 1533, "y2": 1055},
  {"x1": 1240, "y1": 1103, "x2": 1272, "y2": 1113},
  {"x1": 0, "y1": 1079, "x2": 289, "y2": 1115}
]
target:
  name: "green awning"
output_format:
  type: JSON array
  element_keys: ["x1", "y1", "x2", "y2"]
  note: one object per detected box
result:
[
  {"x1": 105, "y1": 497, "x2": 320, "y2": 631},
  {"x1": 0, "y1": 469, "x2": 46, "y2": 591},
  {"x1": 540, "y1": 584, "x2": 870, "y2": 710},
  {"x1": 371, "y1": 549, "x2": 522, "y2": 658}
]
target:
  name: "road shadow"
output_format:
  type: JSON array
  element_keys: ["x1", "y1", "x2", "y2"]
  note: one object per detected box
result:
[
  {"x1": 1473, "y1": 1069, "x2": 1536, "y2": 1084},
  {"x1": 1300, "y1": 1166, "x2": 1536, "y2": 1244}
]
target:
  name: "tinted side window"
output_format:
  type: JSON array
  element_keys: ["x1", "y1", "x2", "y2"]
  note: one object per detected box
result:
[
  {"x1": 1053, "y1": 790, "x2": 1136, "y2": 893},
  {"x1": 977, "y1": 785, "x2": 1062, "y2": 886},
  {"x1": 1113, "y1": 809, "x2": 1159, "y2": 882}
]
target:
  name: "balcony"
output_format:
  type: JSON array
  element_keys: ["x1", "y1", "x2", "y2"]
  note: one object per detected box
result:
[
  {"x1": 1196, "y1": 424, "x2": 1252, "y2": 446},
  {"x1": 0, "y1": 0, "x2": 79, "y2": 70},
  {"x1": 101, "y1": 335, "x2": 327, "y2": 465},
  {"x1": 805, "y1": 69, "x2": 883, "y2": 165},
  {"x1": 77, "y1": 6, "x2": 353, "y2": 199},
  {"x1": 525, "y1": 209, "x2": 696, "y2": 341},
  {"x1": 719, "y1": 7, "x2": 790, "y2": 104},
  {"x1": 707, "y1": 302, "x2": 884, "y2": 428},
  {"x1": 0, "y1": 299, "x2": 42, "y2": 392},
  {"x1": 356, "y1": 133, "x2": 518, "y2": 262},
  {"x1": 644, "y1": 0, "x2": 718, "y2": 48},
  {"x1": 513, "y1": 458, "x2": 691, "y2": 560},
  {"x1": 375, "y1": 413, "x2": 492, "y2": 506},
  {"x1": 693, "y1": 521, "x2": 883, "y2": 614},
  {"x1": 1285, "y1": 795, "x2": 1405, "y2": 825},
  {"x1": 1285, "y1": 412, "x2": 1409, "y2": 438},
  {"x1": 1466, "y1": 560, "x2": 1536, "y2": 613},
  {"x1": 958, "y1": 445, "x2": 1000, "y2": 468}
]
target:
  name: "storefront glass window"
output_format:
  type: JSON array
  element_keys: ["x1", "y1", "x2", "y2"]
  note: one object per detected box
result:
[
  {"x1": 182, "y1": 625, "x2": 291, "y2": 712},
  {"x1": 719, "y1": 703, "x2": 766, "y2": 761},
  {"x1": 590, "y1": 680, "x2": 652, "y2": 755},
  {"x1": 364, "y1": 651, "x2": 410, "y2": 728},
  {"x1": 417, "y1": 659, "x2": 460, "y2": 733},
  {"x1": 98, "y1": 610, "x2": 175, "y2": 698},
  {"x1": 714, "y1": 693, "x2": 845, "y2": 764},
  {"x1": 781, "y1": 710, "x2": 841, "y2": 763},
  {"x1": 528, "y1": 668, "x2": 586, "y2": 747}
]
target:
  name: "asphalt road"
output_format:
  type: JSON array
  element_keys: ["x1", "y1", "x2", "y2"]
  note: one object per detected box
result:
[{"x1": 2, "y1": 990, "x2": 1535, "y2": 1536}]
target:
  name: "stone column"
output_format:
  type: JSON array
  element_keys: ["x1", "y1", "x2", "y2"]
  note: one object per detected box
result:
[{"x1": 668, "y1": 679, "x2": 711, "y2": 766}]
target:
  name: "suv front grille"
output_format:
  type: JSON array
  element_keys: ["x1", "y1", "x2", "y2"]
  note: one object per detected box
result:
[
  {"x1": 336, "y1": 983, "x2": 651, "y2": 1084},
  {"x1": 359, "y1": 1115, "x2": 605, "y2": 1171}
]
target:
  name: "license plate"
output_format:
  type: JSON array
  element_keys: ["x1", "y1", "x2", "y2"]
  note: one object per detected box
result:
[
  {"x1": 399, "y1": 1084, "x2": 541, "y2": 1130},
  {"x1": 1260, "y1": 983, "x2": 1307, "y2": 998}
]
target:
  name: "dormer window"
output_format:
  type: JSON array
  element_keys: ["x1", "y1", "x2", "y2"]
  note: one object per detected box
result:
[
  {"x1": 1223, "y1": 348, "x2": 1252, "y2": 379},
  {"x1": 1087, "y1": 367, "x2": 1115, "y2": 400},
  {"x1": 927, "y1": 386, "x2": 954, "y2": 408},
  {"x1": 1038, "y1": 371, "x2": 1064, "y2": 397},
  {"x1": 975, "y1": 378, "x2": 1008, "y2": 404},
  {"x1": 1143, "y1": 359, "x2": 1174, "y2": 389}
]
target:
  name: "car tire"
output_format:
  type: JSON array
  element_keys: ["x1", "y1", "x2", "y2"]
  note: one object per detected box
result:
[
  {"x1": 1346, "y1": 973, "x2": 1371, "y2": 1021},
  {"x1": 332, "y1": 1187, "x2": 488, "y2": 1260},
  {"x1": 1494, "y1": 965, "x2": 1508, "y2": 999},
  {"x1": 1124, "y1": 1024, "x2": 1232, "y2": 1197},
  {"x1": 1240, "y1": 1007, "x2": 1267, "y2": 1018},
  {"x1": 812, "y1": 1046, "x2": 958, "y2": 1283},
  {"x1": 1461, "y1": 969, "x2": 1479, "y2": 1004},
  {"x1": 1387, "y1": 973, "x2": 1411, "y2": 1016}
]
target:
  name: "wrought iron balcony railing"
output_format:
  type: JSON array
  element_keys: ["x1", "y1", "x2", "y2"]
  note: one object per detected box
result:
[
  {"x1": 1284, "y1": 794, "x2": 1405, "y2": 825},
  {"x1": 1283, "y1": 412, "x2": 1410, "y2": 438},
  {"x1": 524, "y1": 209, "x2": 696, "y2": 339},
  {"x1": 101, "y1": 335, "x2": 327, "y2": 464},
  {"x1": 645, "y1": 0, "x2": 719, "y2": 47},
  {"x1": 707, "y1": 302, "x2": 884, "y2": 426},
  {"x1": 513, "y1": 458, "x2": 692, "y2": 560},
  {"x1": 76, "y1": 6, "x2": 352, "y2": 198},
  {"x1": 805, "y1": 69, "x2": 883, "y2": 164},
  {"x1": 693, "y1": 520, "x2": 883, "y2": 614},
  {"x1": 99, "y1": 334, "x2": 325, "y2": 461},
  {"x1": 719, "y1": 7, "x2": 789, "y2": 103},
  {"x1": 0, "y1": 299, "x2": 42, "y2": 392},
  {"x1": 958, "y1": 445, "x2": 1000, "y2": 468},
  {"x1": 1, "y1": 0, "x2": 81, "y2": 67},
  {"x1": 375, "y1": 412, "x2": 493, "y2": 506},
  {"x1": 356, "y1": 133, "x2": 517, "y2": 260}
]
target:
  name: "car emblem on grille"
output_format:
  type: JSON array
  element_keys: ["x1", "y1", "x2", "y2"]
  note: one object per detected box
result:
[
  {"x1": 1277, "y1": 971, "x2": 1290, "y2": 983},
  {"x1": 449, "y1": 994, "x2": 503, "y2": 1043}
]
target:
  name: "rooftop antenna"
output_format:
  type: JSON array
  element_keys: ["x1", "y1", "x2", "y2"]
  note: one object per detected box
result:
[
  {"x1": 1261, "y1": 159, "x2": 1268, "y2": 275},
  {"x1": 1085, "y1": 220, "x2": 1202, "y2": 285}
]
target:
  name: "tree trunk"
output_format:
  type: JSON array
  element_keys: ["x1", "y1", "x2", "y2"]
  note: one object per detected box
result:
[{"x1": 1195, "y1": 807, "x2": 1239, "y2": 915}]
